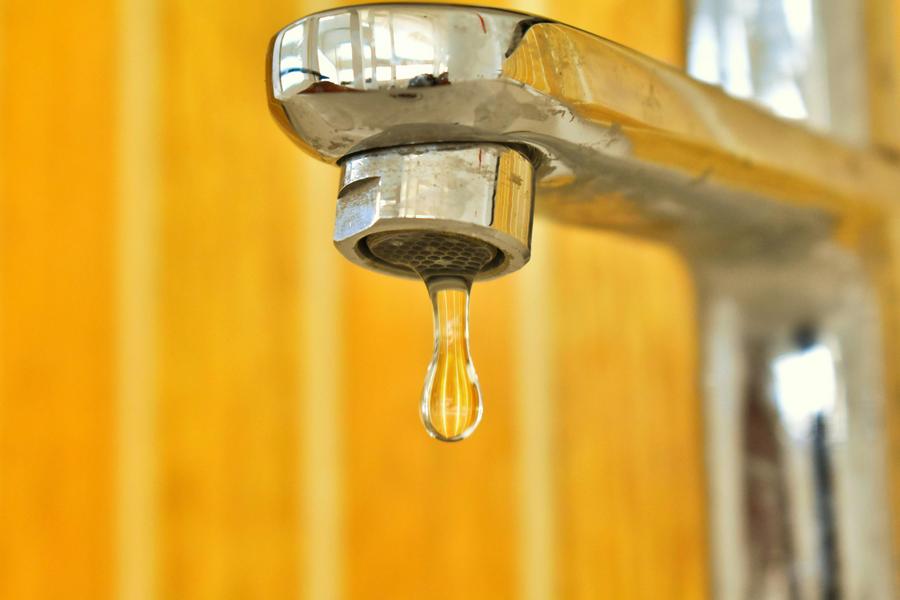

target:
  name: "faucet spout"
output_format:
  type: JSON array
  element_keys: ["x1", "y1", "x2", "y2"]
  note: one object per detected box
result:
[
  {"x1": 268, "y1": 4, "x2": 898, "y2": 597},
  {"x1": 334, "y1": 143, "x2": 534, "y2": 281}
]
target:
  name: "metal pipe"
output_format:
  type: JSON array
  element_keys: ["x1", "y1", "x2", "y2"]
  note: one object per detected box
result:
[{"x1": 267, "y1": 4, "x2": 898, "y2": 597}]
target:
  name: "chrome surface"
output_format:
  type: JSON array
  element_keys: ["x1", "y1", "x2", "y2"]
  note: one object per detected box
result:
[
  {"x1": 268, "y1": 4, "x2": 898, "y2": 598},
  {"x1": 700, "y1": 251, "x2": 892, "y2": 599},
  {"x1": 686, "y1": 0, "x2": 869, "y2": 144},
  {"x1": 335, "y1": 143, "x2": 534, "y2": 280}
]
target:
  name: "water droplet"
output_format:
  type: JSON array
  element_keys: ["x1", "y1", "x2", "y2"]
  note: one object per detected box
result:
[
  {"x1": 364, "y1": 230, "x2": 494, "y2": 442},
  {"x1": 421, "y1": 276, "x2": 482, "y2": 442}
]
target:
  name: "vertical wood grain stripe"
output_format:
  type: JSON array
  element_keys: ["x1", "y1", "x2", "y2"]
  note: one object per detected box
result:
[
  {"x1": 116, "y1": 0, "x2": 158, "y2": 598},
  {"x1": 300, "y1": 158, "x2": 344, "y2": 600},
  {"x1": 515, "y1": 221, "x2": 558, "y2": 600},
  {"x1": 157, "y1": 2, "x2": 305, "y2": 596},
  {"x1": 0, "y1": 2, "x2": 117, "y2": 597}
]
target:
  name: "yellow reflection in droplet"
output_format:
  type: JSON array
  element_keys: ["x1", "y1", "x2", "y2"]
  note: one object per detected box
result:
[{"x1": 421, "y1": 277, "x2": 482, "y2": 442}]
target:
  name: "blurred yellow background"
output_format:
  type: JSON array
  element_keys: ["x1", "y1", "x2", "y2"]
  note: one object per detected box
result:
[{"x1": 0, "y1": 1, "x2": 897, "y2": 599}]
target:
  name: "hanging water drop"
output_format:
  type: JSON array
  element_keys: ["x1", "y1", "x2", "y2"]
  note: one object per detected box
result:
[
  {"x1": 365, "y1": 230, "x2": 496, "y2": 442},
  {"x1": 421, "y1": 277, "x2": 482, "y2": 442}
]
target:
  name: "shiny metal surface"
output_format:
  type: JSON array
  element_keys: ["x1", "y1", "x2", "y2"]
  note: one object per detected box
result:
[
  {"x1": 686, "y1": 0, "x2": 869, "y2": 145},
  {"x1": 699, "y1": 251, "x2": 892, "y2": 599},
  {"x1": 335, "y1": 143, "x2": 534, "y2": 280},
  {"x1": 268, "y1": 4, "x2": 898, "y2": 598}
]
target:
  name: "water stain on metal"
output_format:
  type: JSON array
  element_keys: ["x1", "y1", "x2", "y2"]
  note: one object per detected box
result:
[
  {"x1": 301, "y1": 81, "x2": 363, "y2": 94},
  {"x1": 408, "y1": 72, "x2": 451, "y2": 88}
]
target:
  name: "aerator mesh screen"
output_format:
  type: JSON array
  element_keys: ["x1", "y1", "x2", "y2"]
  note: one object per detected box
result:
[{"x1": 366, "y1": 231, "x2": 496, "y2": 280}]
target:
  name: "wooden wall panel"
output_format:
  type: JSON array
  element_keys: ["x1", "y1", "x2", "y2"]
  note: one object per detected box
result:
[
  {"x1": 16, "y1": 0, "x2": 900, "y2": 596},
  {"x1": 341, "y1": 272, "x2": 521, "y2": 599},
  {"x1": 550, "y1": 228, "x2": 704, "y2": 599},
  {"x1": 156, "y1": 1, "x2": 306, "y2": 598},
  {"x1": 0, "y1": 1, "x2": 117, "y2": 599},
  {"x1": 0, "y1": 0, "x2": 716, "y2": 599}
]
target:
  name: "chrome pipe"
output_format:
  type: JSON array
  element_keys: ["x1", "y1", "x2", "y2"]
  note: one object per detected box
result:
[{"x1": 267, "y1": 4, "x2": 898, "y2": 597}]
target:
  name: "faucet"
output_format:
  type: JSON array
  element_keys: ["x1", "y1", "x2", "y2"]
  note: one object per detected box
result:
[{"x1": 267, "y1": 4, "x2": 898, "y2": 597}]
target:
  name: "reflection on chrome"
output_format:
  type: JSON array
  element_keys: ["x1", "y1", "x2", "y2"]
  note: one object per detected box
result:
[
  {"x1": 772, "y1": 341, "x2": 843, "y2": 596},
  {"x1": 772, "y1": 342, "x2": 839, "y2": 440},
  {"x1": 275, "y1": 7, "x2": 526, "y2": 97},
  {"x1": 279, "y1": 12, "x2": 441, "y2": 90},
  {"x1": 687, "y1": 0, "x2": 868, "y2": 144},
  {"x1": 269, "y1": 4, "x2": 898, "y2": 597},
  {"x1": 688, "y1": 0, "x2": 813, "y2": 120}
]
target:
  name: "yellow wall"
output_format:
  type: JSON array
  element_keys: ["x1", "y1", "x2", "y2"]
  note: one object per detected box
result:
[
  {"x1": 14, "y1": 0, "x2": 897, "y2": 599},
  {"x1": 1, "y1": 2, "x2": 116, "y2": 597}
]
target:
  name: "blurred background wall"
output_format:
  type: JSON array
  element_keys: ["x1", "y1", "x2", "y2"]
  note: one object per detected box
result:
[{"x1": 0, "y1": 1, "x2": 896, "y2": 599}]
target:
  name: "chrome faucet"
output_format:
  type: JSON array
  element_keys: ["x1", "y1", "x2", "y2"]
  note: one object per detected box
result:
[{"x1": 268, "y1": 4, "x2": 897, "y2": 597}]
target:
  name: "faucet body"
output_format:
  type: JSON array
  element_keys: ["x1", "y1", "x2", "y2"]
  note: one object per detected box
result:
[{"x1": 269, "y1": 5, "x2": 898, "y2": 597}]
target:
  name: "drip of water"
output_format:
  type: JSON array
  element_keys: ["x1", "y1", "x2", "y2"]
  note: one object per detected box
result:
[
  {"x1": 365, "y1": 230, "x2": 494, "y2": 442},
  {"x1": 421, "y1": 276, "x2": 482, "y2": 442}
]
